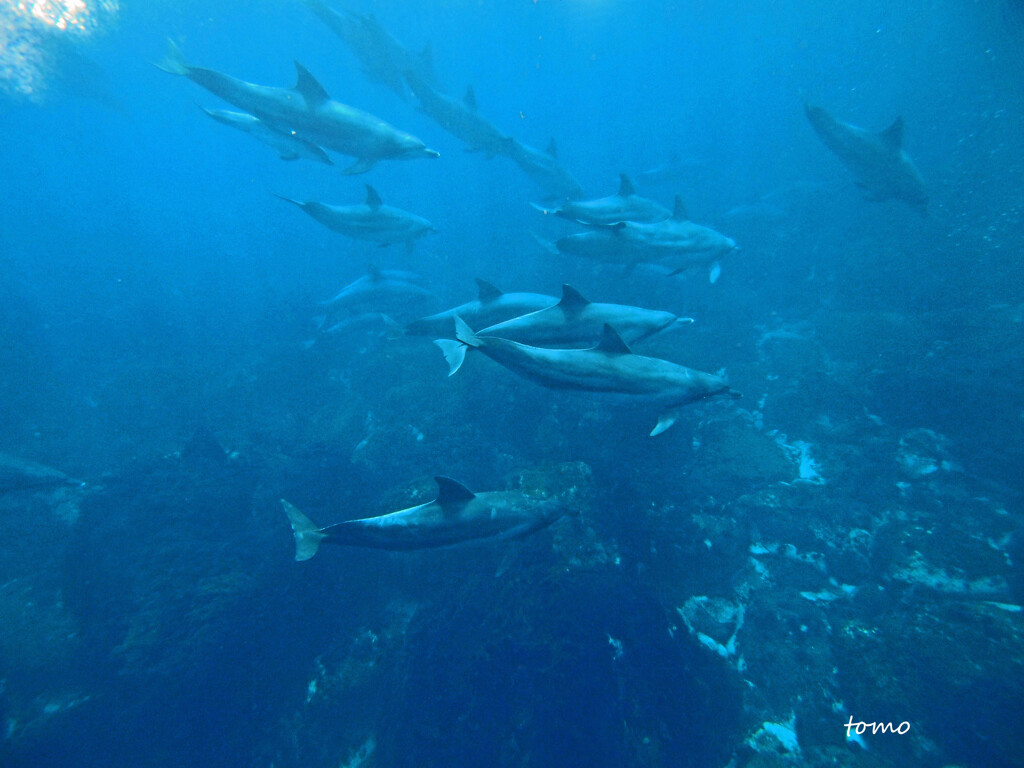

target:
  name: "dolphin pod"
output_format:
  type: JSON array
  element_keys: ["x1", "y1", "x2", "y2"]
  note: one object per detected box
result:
[
  {"x1": 472, "y1": 284, "x2": 694, "y2": 348},
  {"x1": 435, "y1": 318, "x2": 737, "y2": 437},
  {"x1": 156, "y1": 39, "x2": 439, "y2": 174},
  {"x1": 531, "y1": 174, "x2": 670, "y2": 226},
  {"x1": 282, "y1": 476, "x2": 568, "y2": 558},
  {"x1": 546, "y1": 197, "x2": 738, "y2": 283}
]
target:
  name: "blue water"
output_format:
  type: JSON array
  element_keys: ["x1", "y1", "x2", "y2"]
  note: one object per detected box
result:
[{"x1": 2, "y1": 2, "x2": 1022, "y2": 767}]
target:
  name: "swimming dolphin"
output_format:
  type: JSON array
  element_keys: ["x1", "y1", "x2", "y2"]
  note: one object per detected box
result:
[
  {"x1": 472, "y1": 284, "x2": 693, "y2": 347},
  {"x1": 549, "y1": 197, "x2": 738, "y2": 282},
  {"x1": 635, "y1": 155, "x2": 708, "y2": 188},
  {"x1": 404, "y1": 279, "x2": 556, "y2": 337},
  {"x1": 277, "y1": 185, "x2": 435, "y2": 250},
  {"x1": 804, "y1": 104, "x2": 927, "y2": 214},
  {"x1": 0, "y1": 452, "x2": 83, "y2": 494},
  {"x1": 300, "y1": 0, "x2": 435, "y2": 100},
  {"x1": 316, "y1": 267, "x2": 438, "y2": 324},
  {"x1": 282, "y1": 476, "x2": 567, "y2": 559},
  {"x1": 155, "y1": 39, "x2": 439, "y2": 174},
  {"x1": 405, "y1": 71, "x2": 510, "y2": 157},
  {"x1": 502, "y1": 137, "x2": 583, "y2": 203},
  {"x1": 200, "y1": 108, "x2": 333, "y2": 164},
  {"x1": 532, "y1": 174, "x2": 670, "y2": 225},
  {"x1": 435, "y1": 319, "x2": 735, "y2": 436}
]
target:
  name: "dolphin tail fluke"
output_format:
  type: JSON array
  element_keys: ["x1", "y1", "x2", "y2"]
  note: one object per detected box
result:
[
  {"x1": 434, "y1": 316, "x2": 480, "y2": 376},
  {"x1": 434, "y1": 339, "x2": 467, "y2": 376},
  {"x1": 154, "y1": 38, "x2": 189, "y2": 76},
  {"x1": 281, "y1": 500, "x2": 327, "y2": 562}
]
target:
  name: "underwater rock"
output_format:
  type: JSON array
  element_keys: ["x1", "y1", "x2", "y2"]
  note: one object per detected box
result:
[
  {"x1": 57, "y1": 446, "x2": 308, "y2": 765},
  {"x1": 380, "y1": 565, "x2": 743, "y2": 768},
  {"x1": 836, "y1": 600, "x2": 1024, "y2": 767}
]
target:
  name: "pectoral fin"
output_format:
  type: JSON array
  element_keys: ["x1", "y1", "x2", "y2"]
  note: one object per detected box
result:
[
  {"x1": 343, "y1": 157, "x2": 377, "y2": 175},
  {"x1": 650, "y1": 409, "x2": 680, "y2": 437}
]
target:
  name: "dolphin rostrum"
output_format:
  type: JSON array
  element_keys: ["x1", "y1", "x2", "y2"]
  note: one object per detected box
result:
[
  {"x1": 473, "y1": 284, "x2": 693, "y2": 347},
  {"x1": 200, "y1": 107, "x2": 333, "y2": 164},
  {"x1": 531, "y1": 174, "x2": 670, "y2": 225},
  {"x1": 404, "y1": 279, "x2": 556, "y2": 337},
  {"x1": 277, "y1": 185, "x2": 435, "y2": 250},
  {"x1": 804, "y1": 104, "x2": 927, "y2": 214},
  {"x1": 282, "y1": 476, "x2": 567, "y2": 559},
  {"x1": 435, "y1": 319, "x2": 736, "y2": 436},
  {"x1": 156, "y1": 39, "x2": 439, "y2": 174}
]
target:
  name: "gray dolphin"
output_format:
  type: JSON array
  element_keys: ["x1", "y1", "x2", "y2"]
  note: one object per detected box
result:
[
  {"x1": 473, "y1": 284, "x2": 693, "y2": 347},
  {"x1": 550, "y1": 197, "x2": 738, "y2": 282},
  {"x1": 405, "y1": 71, "x2": 510, "y2": 157},
  {"x1": 805, "y1": 104, "x2": 927, "y2": 214},
  {"x1": 317, "y1": 268, "x2": 438, "y2": 323},
  {"x1": 155, "y1": 39, "x2": 439, "y2": 174},
  {"x1": 435, "y1": 319, "x2": 735, "y2": 436},
  {"x1": 277, "y1": 185, "x2": 435, "y2": 250},
  {"x1": 502, "y1": 137, "x2": 583, "y2": 203},
  {"x1": 300, "y1": 0, "x2": 435, "y2": 100},
  {"x1": 200, "y1": 107, "x2": 333, "y2": 164},
  {"x1": 0, "y1": 452, "x2": 83, "y2": 494},
  {"x1": 404, "y1": 279, "x2": 556, "y2": 337},
  {"x1": 282, "y1": 476, "x2": 566, "y2": 559},
  {"x1": 532, "y1": 174, "x2": 670, "y2": 225}
]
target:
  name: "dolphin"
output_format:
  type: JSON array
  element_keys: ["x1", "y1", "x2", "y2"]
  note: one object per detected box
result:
[
  {"x1": 502, "y1": 137, "x2": 583, "y2": 203},
  {"x1": 316, "y1": 267, "x2": 438, "y2": 325},
  {"x1": 277, "y1": 185, "x2": 435, "y2": 250},
  {"x1": 472, "y1": 284, "x2": 693, "y2": 347},
  {"x1": 405, "y1": 71, "x2": 510, "y2": 157},
  {"x1": 0, "y1": 452, "x2": 83, "y2": 494},
  {"x1": 282, "y1": 476, "x2": 567, "y2": 559},
  {"x1": 404, "y1": 279, "x2": 557, "y2": 337},
  {"x1": 550, "y1": 197, "x2": 738, "y2": 282},
  {"x1": 635, "y1": 155, "x2": 708, "y2": 188},
  {"x1": 300, "y1": 0, "x2": 435, "y2": 100},
  {"x1": 531, "y1": 174, "x2": 670, "y2": 225},
  {"x1": 435, "y1": 319, "x2": 736, "y2": 436},
  {"x1": 155, "y1": 39, "x2": 439, "y2": 174},
  {"x1": 200, "y1": 107, "x2": 333, "y2": 164},
  {"x1": 804, "y1": 104, "x2": 927, "y2": 214}
]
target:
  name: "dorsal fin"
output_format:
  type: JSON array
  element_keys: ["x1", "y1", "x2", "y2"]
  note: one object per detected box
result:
[
  {"x1": 596, "y1": 324, "x2": 633, "y2": 355},
  {"x1": 365, "y1": 185, "x2": 383, "y2": 210},
  {"x1": 475, "y1": 278, "x2": 503, "y2": 303},
  {"x1": 293, "y1": 62, "x2": 330, "y2": 107},
  {"x1": 671, "y1": 195, "x2": 689, "y2": 221},
  {"x1": 558, "y1": 284, "x2": 590, "y2": 315},
  {"x1": 617, "y1": 174, "x2": 636, "y2": 197},
  {"x1": 434, "y1": 476, "x2": 476, "y2": 507},
  {"x1": 879, "y1": 116, "x2": 903, "y2": 151},
  {"x1": 463, "y1": 84, "x2": 478, "y2": 111},
  {"x1": 546, "y1": 137, "x2": 558, "y2": 158}
]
